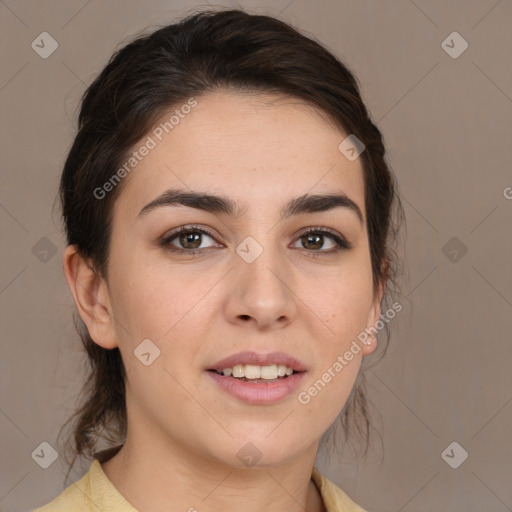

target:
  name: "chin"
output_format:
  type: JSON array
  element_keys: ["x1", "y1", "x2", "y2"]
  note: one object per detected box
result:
[{"x1": 208, "y1": 435, "x2": 308, "y2": 470}]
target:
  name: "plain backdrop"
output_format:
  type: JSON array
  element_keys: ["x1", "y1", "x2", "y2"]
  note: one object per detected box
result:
[{"x1": 1, "y1": 1, "x2": 511, "y2": 511}]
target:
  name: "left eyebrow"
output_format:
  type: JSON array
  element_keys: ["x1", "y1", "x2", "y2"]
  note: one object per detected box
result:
[{"x1": 137, "y1": 188, "x2": 364, "y2": 225}]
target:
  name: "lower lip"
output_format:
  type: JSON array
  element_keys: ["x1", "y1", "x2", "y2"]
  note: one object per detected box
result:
[{"x1": 206, "y1": 371, "x2": 306, "y2": 405}]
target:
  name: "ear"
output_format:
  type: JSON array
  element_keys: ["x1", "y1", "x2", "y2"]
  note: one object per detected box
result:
[
  {"x1": 62, "y1": 244, "x2": 118, "y2": 349},
  {"x1": 361, "y1": 278, "x2": 386, "y2": 356}
]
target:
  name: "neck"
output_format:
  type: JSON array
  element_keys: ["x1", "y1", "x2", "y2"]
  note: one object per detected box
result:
[{"x1": 100, "y1": 432, "x2": 325, "y2": 512}]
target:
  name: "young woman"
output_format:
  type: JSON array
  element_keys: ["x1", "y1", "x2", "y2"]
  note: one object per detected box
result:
[{"x1": 34, "y1": 8, "x2": 403, "y2": 512}]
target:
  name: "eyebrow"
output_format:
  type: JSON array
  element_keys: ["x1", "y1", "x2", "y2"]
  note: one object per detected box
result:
[{"x1": 137, "y1": 188, "x2": 364, "y2": 224}]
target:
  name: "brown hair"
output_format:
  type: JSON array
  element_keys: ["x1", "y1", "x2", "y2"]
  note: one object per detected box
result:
[{"x1": 55, "y1": 7, "x2": 404, "y2": 479}]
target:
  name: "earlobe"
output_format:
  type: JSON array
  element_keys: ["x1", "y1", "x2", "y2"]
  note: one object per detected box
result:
[
  {"x1": 62, "y1": 245, "x2": 118, "y2": 349},
  {"x1": 361, "y1": 281, "x2": 385, "y2": 356}
]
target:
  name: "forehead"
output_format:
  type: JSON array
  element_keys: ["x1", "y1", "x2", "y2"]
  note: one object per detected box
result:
[{"x1": 112, "y1": 90, "x2": 365, "y2": 221}]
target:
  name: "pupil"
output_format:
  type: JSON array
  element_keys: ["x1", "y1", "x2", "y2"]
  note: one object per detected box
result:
[
  {"x1": 304, "y1": 234, "x2": 322, "y2": 250},
  {"x1": 180, "y1": 232, "x2": 201, "y2": 249},
  {"x1": 179, "y1": 232, "x2": 324, "y2": 250}
]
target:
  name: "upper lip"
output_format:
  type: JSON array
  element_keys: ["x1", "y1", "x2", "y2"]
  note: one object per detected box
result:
[{"x1": 207, "y1": 351, "x2": 307, "y2": 372}]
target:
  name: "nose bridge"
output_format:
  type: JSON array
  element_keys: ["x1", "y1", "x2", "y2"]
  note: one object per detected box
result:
[{"x1": 228, "y1": 232, "x2": 296, "y2": 326}]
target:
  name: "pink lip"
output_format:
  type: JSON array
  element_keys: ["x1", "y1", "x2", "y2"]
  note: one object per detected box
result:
[
  {"x1": 207, "y1": 351, "x2": 307, "y2": 372},
  {"x1": 206, "y1": 371, "x2": 306, "y2": 405}
]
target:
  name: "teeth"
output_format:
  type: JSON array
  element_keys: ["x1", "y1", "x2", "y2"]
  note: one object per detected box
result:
[
  {"x1": 244, "y1": 365, "x2": 261, "y2": 379},
  {"x1": 217, "y1": 364, "x2": 295, "y2": 379},
  {"x1": 261, "y1": 365, "x2": 277, "y2": 379},
  {"x1": 277, "y1": 365, "x2": 287, "y2": 377},
  {"x1": 232, "y1": 365, "x2": 244, "y2": 378}
]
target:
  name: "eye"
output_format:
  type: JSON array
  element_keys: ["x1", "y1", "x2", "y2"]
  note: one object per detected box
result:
[
  {"x1": 160, "y1": 225, "x2": 221, "y2": 254},
  {"x1": 290, "y1": 227, "x2": 351, "y2": 255},
  {"x1": 160, "y1": 225, "x2": 351, "y2": 257}
]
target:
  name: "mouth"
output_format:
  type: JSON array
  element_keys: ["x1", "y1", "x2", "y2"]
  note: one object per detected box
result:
[
  {"x1": 205, "y1": 352, "x2": 307, "y2": 403},
  {"x1": 206, "y1": 366, "x2": 304, "y2": 383},
  {"x1": 206, "y1": 351, "x2": 307, "y2": 381}
]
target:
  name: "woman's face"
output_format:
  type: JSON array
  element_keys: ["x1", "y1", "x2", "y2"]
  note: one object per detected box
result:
[{"x1": 92, "y1": 90, "x2": 381, "y2": 467}]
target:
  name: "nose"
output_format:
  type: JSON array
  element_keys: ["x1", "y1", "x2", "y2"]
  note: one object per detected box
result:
[{"x1": 224, "y1": 243, "x2": 297, "y2": 330}]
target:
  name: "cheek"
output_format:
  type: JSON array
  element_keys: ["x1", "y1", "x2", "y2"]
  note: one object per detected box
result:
[
  {"x1": 108, "y1": 253, "x2": 222, "y2": 354},
  {"x1": 297, "y1": 266, "x2": 372, "y2": 427},
  {"x1": 304, "y1": 256, "x2": 374, "y2": 340}
]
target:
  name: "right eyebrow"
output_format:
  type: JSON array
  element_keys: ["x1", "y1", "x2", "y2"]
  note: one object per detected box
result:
[{"x1": 137, "y1": 188, "x2": 364, "y2": 225}]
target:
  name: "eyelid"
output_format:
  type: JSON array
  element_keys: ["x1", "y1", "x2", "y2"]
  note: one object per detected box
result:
[
  {"x1": 160, "y1": 224, "x2": 221, "y2": 248},
  {"x1": 296, "y1": 226, "x2": 351, "y2": 246},
  {"x1": 292, "y1": 226, "x2": 352, "y2": 254},
  {"x1": 160, "y1": 224, "x2": 351, "y2": 254}
]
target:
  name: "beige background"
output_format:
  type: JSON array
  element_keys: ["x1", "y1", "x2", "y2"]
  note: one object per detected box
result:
[{"x1": 1, "y1": 1, "x2": 511, "y2": 511}]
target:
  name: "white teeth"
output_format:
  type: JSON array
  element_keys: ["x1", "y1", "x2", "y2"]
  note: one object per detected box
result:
[
  {"x1": 232, "y1": 365, "x2": 244, "y2": 378},
  {"x1": 260, "y1": 365, "x2": 278, "y2": 380},
  {"x1": 244, "y1": 365, "x2": 261, "y2": 379},
  {"x1": 217, "y1": 364, "x2": 296, "y2": 379},
  {"x1": 277, "y1": 365, "x2": 287, "y2": 377}
]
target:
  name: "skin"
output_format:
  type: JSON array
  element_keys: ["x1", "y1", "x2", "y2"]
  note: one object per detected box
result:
[{"x1": 63, "y1": 90, "x2": 383, "y2": 512}]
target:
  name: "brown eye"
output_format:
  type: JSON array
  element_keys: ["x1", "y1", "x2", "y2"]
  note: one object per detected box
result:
[
  {"x1": 178, "y1": 231, "x2": 203, "y2": 249},
  {"x1": 291, "y1": 228, "x2": 351, "y2": 255},
  {"x1": 300, "y1": 233, "x2": 332, "y2": 250},
  {"x1": 161, "y1": 226, "x2": 220, "y2": 254}
]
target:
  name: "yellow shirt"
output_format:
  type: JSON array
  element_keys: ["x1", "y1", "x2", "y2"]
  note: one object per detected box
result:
[{"x1": 32, "y1": 459, "x2": 366, "y2": 512}]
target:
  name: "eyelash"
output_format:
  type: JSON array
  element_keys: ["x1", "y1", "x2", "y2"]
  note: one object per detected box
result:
[{"x1": 160, "y1": 224, "x2": 352, "y2": 257}]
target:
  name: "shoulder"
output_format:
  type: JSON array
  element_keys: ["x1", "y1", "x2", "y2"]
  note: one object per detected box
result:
[
  {"x1": 32, "y1": 459, "x2": 136, "y2": 512},
  {"x1": 32, "y1": 462, "x2": 94, "y2": 512},
  {"x1": 311, "y1": 466, "x2": 367, "y2": 512}
]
